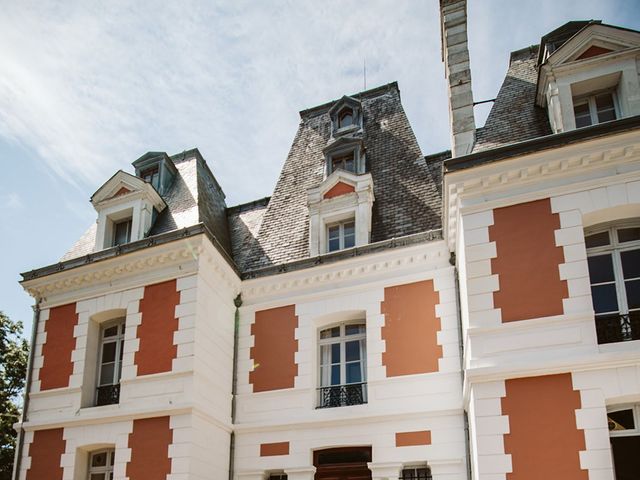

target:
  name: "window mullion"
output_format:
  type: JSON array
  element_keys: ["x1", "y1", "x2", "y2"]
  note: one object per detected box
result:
[{"x1": 613, "y1": 249, "x2": 629, "y2": 314}]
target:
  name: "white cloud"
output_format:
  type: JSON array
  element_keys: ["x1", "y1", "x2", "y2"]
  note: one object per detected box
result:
[{"x1": 0, "y1": 0, "x2": 638, "y2": 205}]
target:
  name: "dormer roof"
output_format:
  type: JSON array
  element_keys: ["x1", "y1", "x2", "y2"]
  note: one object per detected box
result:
[
  {"x1": 90, "y1": 170, "x2": 166, "y2": 211},
  {"x1": 328, "y1": 95, "x2": 361, "y2": 117}
]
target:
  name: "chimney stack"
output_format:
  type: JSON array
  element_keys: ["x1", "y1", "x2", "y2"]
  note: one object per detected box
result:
[{"x1": 440, "y1": 0, "x2": 476, "y2": 157}]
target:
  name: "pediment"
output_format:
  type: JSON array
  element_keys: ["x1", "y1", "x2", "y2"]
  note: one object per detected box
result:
[
  {"x1": 548, "y1": 24, "x2": 640, "y2": 66},
  {"x1": 90, "y1": 170, "x2": 166, "y2": 210},
  {"x1": 308, "y1": 170, "x2": 373, "y2": 205},
  {"x1": 328, "y1": 95, "x2": 361, "y2": 117}
]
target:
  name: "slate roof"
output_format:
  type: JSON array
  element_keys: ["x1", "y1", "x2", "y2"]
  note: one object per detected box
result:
[
  {"x1": 472, "y1": 46, "x2": 552, "y2": 153},
  {"x1": 229, "y1": 82, "x2": 444, "y2": 273},
  {"x1": 61, "y1": 149, "x2": 231, "y2": 261}
]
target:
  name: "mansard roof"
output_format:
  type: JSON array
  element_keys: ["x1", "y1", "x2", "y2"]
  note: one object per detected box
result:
[{"x1": 228, "y1": 82, "x2": 444, "y2": 273}]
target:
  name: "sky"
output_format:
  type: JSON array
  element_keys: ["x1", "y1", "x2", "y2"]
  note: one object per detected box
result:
[{"x1": 1, "y1": 0, "x2": 639, "y2": 339}]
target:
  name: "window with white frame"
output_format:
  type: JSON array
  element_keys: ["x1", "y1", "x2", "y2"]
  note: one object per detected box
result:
[
  {"x1": 96, "y1": 320, "x2": 125, "y2": 406},
  {"x1": 608, "y1": 405, "x2": 640, "y2": 479},
  {"x1": 318, "y1": 322, "x2": 367, "y2": 408},
  {"x1": 327, "y1": 220, "x2": 355, "y2": 252},
  {"x1": 573, "y1": 91, "x2": 617, "y2": 128},
  {"x1": 88, "y1": 449, "x2": 115, "y2": 480},
  {"x1": 112, "y1": 218, "x2": 132, "y2": 247},
  {"x1": 329, "y1": 150, "x2": 357, "y2": 175},
  {"x1": 585, "y1": 222, "x2": 640, "y2": 344},
  {"x1": 401, "y1": 466, "x2": 432, "y2": 480}
]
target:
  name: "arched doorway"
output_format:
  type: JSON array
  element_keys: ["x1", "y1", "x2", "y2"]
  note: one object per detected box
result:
[{"x1": 313, "y1": 447, "x2": 372, "y2": 480}]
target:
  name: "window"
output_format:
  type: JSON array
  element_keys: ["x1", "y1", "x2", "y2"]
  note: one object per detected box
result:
[
  {"x1": 608, "y1": 405, "x2": 640, "y2": 479},
  {"x1": 573, "y1": 92, "x2": 617, "y2": 128},
  {"x1": 585, "y1": 223, "x2": 640, "y2": 344},
  {"x1": 327, "y1": 220, "x2": 355, "y2": 252},
  {"x1": 88, "y1": 449, "x2": 115, "y2": 480},
  {"x1": 330, "y1": 151, "x2": 356, "y2": 174},
  {"x1": 337, "y1": 107, "x2": 354, "y2": 129},
  {"x1": 112, "y1": 219, "x2": 132, "y2": 246},
  {"x1": 96, "y1": 321, "x2": 125, "y2": 406},
  {"x1": 401, "y1": 467, "x2": 432, "y2": 480},
  {"x1": 268, "y1": 475, "x2": 287, "y2": 480},
  {"x1": 140, "y1": 166, "x2": 160, "y2": 189},
  {"x1": 318, "y1": 323, "x2": 367, "y2": 408}
]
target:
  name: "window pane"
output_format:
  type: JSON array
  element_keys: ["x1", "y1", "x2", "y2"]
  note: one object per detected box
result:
[
  {"x1": 344, "y1": 233, "x2": 355, "y2": 249},
  {"x1": 101, "y1": 342, "x2": 116, "y2": 363},
  {"x1": 596, "y1": 93, "x2": 616, "y2": 122},
  {"x1": 91, "y1": 474, "x2": 106, "y2": 480},
  {"x1": 587, "y1": 254, "x2": 615, "y2": 283},
  {"x1": 320, "y1": 365, "x2": 330, "y2": 386},
  {"x1": 618, "y1": 227, "x2": 640, "y2": 243},
  {"x1": 591, "y1": 284, "x2": 619, "y2": 314},
  {"x1": 345, "y1": 324, "x2": 365, "y2": 335},
  {"x1": 574, "y1": 102, "x2": 592, "y2": 128},
  {"x1": 331, "y1": 364, "x2": 340, "y2": 385},
  {"x1": 346, "y1": 362, "x2": 362, "y2": 383},
  {"x1": 103, "y1": 326, "x2": 118, "y2": 337},
  {"x1": 328, "y1": 225, "x2": 340, "y2": 239},
  {"x1": 585, "y1": 231, "x2": 610, "y2": 248},
  {"x1": 114, "y1": 220, "x2": 131, "y2": 246},
  {"x1": 320, "y1": 327, "x2": 340, "y2": 339},
  {"x1": 110, "y1": 451, "x2": 115, "y2": 466},
  {"x1": 100, "y1": 363, "x2": 115, "y2": 385},
  {"x1": 625, "y1": 279, "x2": 640, "y2": 309},
  {"x1": 331, "y1": 343, "x2": 340, "y2": 363},
  {"x1": 608, "y1": 409, "x2": 635, "y2": 431},
  {"x1": 328, "y1": 238, "x2": 340, "y2": 252},
  {"x1": 621, "y1": 249, "x2": 640, "y2": 279},
  {"x1": 91, "y1": 452, "x2": 107, "y2": 467},
  {"x1": 345, "y1": 340, "x2": 360, "y2": 361}
]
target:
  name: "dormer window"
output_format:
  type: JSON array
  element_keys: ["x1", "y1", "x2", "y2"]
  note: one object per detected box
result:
[
  {"x1": 330, "y1": 151, "x2": 356, "y2": 174},
  {"x1": 140, "y1": 165, "x2": 160, "y2": 189},
  {"x1": 337, "y1": 107, "x2": 354, "y2": 129},
  {"x1": 113, "y1": 218, "x2": 132, "y2": 246},
  {"x1": 573, "y1": 92, "x2": 617, "y2": 128}
]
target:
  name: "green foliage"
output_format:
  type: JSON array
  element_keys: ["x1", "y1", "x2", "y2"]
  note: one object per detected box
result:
[{"x1": 0, "y1": 311, "x2": 29, "y2": 480}]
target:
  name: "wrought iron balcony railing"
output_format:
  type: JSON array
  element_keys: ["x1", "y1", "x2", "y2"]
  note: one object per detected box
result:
[
  {"x1": 96, "y1": 383, "x2": 120, "y2": 406},
  {"x1": 317, "y1": 383, "x2": 367, "y2": 408},
  {"x1": 596, "y1": 313, "x2": 640, "y2": 344}
]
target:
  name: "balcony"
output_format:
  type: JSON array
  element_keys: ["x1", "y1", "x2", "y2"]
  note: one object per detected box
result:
[
  {"x1": 317, "y1": 383, "x2": 367, "y2": 408},
  {"x1": 596, "y1": 313, "x2": 640, "y2": 344},
  {"x1": 96, "y1": 383, "x2": 120, "y2": 406}
]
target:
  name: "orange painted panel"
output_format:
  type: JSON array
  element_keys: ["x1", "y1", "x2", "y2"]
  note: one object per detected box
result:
[
  {"x1": 260, "y1": 441, "x2": 290, "y2": 456},
  {"x1": 489, "y1": 198, "x2": 568, "y2": 322},
  {"x1": 577, "y1": 45, "x2": 613, "y2": 60},
  {"x1": 395, "y1": 430, "x2": 432, "y2": 447},
  {"x1": 26, "y1": 428, "x2": 65, "y2": 480},
  {"x1": 135, "y1": 279, "x2": 180, "y2": 376},
  {"x1": 39, "y1": 303, "x2": 78, "y2": 390},
  {"x1": 126, "y1": 417, "x2": 173, "y2": 480},
  {"x1": 324, "y1": 182, "x2": 355, "y2": 199},
  {"x1": 502, "y1": 374, "x2": 587, "y2": 480},
  {"x1": 381, "y1": 280, "x2": 442, "y2": 376},
  {"x1": 249, "y1": 305, "x2": 298, "y2": 392}
]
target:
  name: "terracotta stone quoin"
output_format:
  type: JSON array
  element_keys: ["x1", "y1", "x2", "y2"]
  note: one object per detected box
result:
[
  {"x1": 135, "y1": 279, "x2": 180, "y2": 375},
  {"x1": 250, "y1": 305, "x2": 299, "y2": 392},
  {"x1": 489, "y1": 198, "x2": 568, "y2": 322},
  {"x1": 39, "y1": 303, "x2": 78, "y2": 391},
  {"x1": 502, "y1": 373, "x2": 587, "y2": 480},
  {"x1": 381, "y1": 279, "x2": 442, "y2": 376}
]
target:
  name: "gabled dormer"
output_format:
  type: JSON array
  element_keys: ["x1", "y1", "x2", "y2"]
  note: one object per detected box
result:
[
  {"x1": 132, "y1": 151, "x2": 177, "y2": 195},
  {"x1": 307, "y1": 169, "x2": 374, "y2": 256},
  {"x1": 91, "y1": 171, "x2": 167, "y2": 251},
  {"x1": 536, "y1": 21, "x2": 640, "y2": 133},
  {"x1": 328, "y1": 95, "x2": 363, "y2": 137}
]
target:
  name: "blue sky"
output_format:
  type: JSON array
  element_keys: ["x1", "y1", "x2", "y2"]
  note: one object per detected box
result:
[{"x1": 1, "y1": 0, "x2": 639, "y2": 338}]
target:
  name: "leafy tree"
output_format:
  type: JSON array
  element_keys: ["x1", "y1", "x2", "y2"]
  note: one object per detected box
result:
[{"x1": 0, "y1": 311, "x2": 29, "y2": 480}]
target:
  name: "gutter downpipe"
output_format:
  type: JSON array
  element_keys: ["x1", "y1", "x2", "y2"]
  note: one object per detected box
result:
[
  {"x1": 12, "y1": 301, "x2": 40, "y2": 480},
  {"x1": 229, "y1": 293, "x2": 243, "y2": 480},
  {"x1": 451, "y1": 253, "x2": 472, "y2": 480}
]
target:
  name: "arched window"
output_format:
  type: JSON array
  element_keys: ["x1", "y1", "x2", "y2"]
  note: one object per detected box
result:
[
  {"x1": 585, "y1": 222, "x2": 640, "y2": 344},
  {"x1": 88, "y1": 449, "x2": 115, "y2": 480},
  {"x1": 337, "y1": 107, "x2": 354, "y2": 129},
  {"x1": 608, "y1": 405, "x2": 640, "y2": 478},
  {"x1": 318, "y1": 322, "x2": 367, "y2": 408},
  {"x1": 96, "y1": 320, "x2": 125, "y2": 406}
]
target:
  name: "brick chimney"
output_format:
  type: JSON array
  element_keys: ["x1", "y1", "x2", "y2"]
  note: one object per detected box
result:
[{"x1": 440, "y1": 0, "x2": 476, "y2": 157}]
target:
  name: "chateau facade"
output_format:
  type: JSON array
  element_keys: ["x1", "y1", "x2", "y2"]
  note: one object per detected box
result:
[{"x1": 13, "y1": 2, "x2": 640, "y2": 479}]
